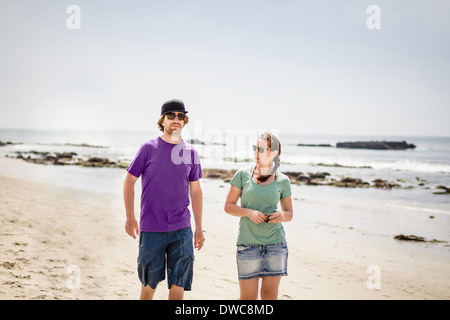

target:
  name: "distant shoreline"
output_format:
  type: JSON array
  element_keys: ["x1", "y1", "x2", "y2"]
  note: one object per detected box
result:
[
  {"x1": 188, "y1": 139, "x2": 418, "y2": 150},
  {"x1": 0, "y1": 138, "x2": 419, "y2": 151}
]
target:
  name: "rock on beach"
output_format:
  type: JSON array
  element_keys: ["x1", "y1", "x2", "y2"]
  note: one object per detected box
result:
[{"x1": 13, "y1": 151, "x2": 127, "y2": 168}]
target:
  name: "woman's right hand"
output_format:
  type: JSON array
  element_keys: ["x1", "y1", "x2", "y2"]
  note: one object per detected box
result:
[{"x1": 247, "y1": 210, "x2": 266, "y2": 224}]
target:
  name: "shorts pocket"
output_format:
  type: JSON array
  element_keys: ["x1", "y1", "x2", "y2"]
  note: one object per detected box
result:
[
  {"x1": 139, "y1": 233, "x2": 143, "y2": 246},
  {"x1": 237, "y1": 245, "x2": 251, "y2": 252}
]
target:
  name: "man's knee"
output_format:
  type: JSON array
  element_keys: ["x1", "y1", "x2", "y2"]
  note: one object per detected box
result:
[
  {"x1": 169, "y1": 284, "x2": 184, "y2": 300},
  {"x1": 140, "y1": 284, "x2": 156, "y2": 300}
]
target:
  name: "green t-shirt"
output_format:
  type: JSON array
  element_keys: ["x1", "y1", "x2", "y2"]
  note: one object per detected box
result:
[{"x1": 230, "y1": 167, "x2": 292, "y2": 245}]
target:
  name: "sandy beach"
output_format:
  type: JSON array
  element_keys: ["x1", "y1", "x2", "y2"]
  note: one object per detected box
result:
[{"x1": 0, "y1": 156, "x2": 449, "y2": 300}]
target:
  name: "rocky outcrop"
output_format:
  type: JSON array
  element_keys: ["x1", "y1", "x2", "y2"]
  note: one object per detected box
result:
[
  {"x1": 77, "y1": 157, "x2": 119, "y2": 168},
  {"x1": 314, "y1": 163, "x2": 373, "y2": 169},
  {"x1": 394, "y1": 234, "x2": 425, "y2": 242},
  {"x1": 202, "y1": 168, "x2": 236, "y2": 182},
  {"x1": 12, "y1": 151, "x2": 128, "y2": 168},
  {"x1": 274, "y1": 171, "x2": 402, "y2": 189},
  {"x1": 394, "y1": 234, "x2": 447, "y2": 243},
  {"x1": 9, "y1": 151, "x2": 441, "y2": 193},
  {"x1": 336, "y1": 141, "x2": 416, "y2": 150},
  {"x1": 372, "y1": 179, "x2": 401, "y2": 189},
  {"x1": 296, "y1": 143, "x2": 332, "y2": 147},
  {"x1": 434, "y1": 185, "x2": 450, "y2": 195},
  {"x1": 0, "y1": 141, "x2": 17, "y2": 147},
  {"x1": 186, "y1": 139, "x2": 205, "y2": 145}
]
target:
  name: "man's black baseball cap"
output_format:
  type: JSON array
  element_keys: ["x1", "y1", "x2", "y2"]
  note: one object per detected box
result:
[{"x1": 161, "y1": 99, "x2": 188, "y2": 116}]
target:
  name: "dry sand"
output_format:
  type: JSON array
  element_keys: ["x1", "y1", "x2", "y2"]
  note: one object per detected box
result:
[{"x1": 0, "y1": 158, "x2": 449, "y2": 300}]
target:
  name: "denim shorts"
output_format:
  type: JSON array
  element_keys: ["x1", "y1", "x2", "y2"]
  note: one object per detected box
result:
[
  {"x1": 236, "y1": 243, "x2": 288, "y2": 280},
  {"x1": 137, "y1": 227, "x2": 194, "y2": 290}
]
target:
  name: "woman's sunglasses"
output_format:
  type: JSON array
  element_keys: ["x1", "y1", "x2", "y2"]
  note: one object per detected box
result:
[
  {"x1": 252, "y1": 145, "x2": 267, "y2": 153},
  {"x1": 165, "y1": 112, "x2": 186, "y2": 120}
]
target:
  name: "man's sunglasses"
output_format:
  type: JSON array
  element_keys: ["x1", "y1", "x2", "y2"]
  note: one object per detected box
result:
[
  {"x1": 252, "y1": 145, "x2": 267, "y2": 153},
  {"x1": 165, "y1": 112, "x2": 186, "y2": 120}
]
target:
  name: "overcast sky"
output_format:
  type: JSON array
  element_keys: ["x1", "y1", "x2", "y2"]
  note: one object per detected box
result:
[{"x1": 1, "y1": 0, "x2": 449, "y2": 137}]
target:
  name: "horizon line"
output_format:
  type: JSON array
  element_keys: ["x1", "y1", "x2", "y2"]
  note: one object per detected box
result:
[{"x1": 1, "y1": 126, "x2": 450, "y2": 140}]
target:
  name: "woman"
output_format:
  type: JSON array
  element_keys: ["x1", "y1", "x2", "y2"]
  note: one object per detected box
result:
[{"x1": 224, "y1": 132, "x2": 293, "y2": 300}]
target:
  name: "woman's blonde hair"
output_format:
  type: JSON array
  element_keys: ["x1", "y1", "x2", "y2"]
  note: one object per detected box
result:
[{"x1": 157, "y1": 114, "x2": 189, "y2": 132}]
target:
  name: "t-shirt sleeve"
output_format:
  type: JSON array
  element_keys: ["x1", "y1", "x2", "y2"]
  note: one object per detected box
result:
[
  {"x1": 127, "y1": 144, "x2": 147, "y2": 178},
  {"x1": 280, "y1": 177, "x2": 292, "y2": 199},
  {"x1": 230, "y1": 169, "x2": 243, "y2": 189},
  {"x1": 189, "y1": 148, "x2": 202, "y2": 181}
]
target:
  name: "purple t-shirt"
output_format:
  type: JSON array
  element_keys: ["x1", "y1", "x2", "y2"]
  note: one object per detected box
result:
[{"x1": 127, "y1": 137, "x2": 202, "y2": 232}]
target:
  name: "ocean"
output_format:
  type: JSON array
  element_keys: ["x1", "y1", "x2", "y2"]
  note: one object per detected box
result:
[
  {"x1": 1, "y1": 128, "x2": 449, "y2": 184},
  {"x1": 1, "y1": 128, "x2": 449, "y2": 242}
]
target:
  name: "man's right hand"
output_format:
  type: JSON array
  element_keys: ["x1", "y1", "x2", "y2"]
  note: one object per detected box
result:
[{"x1": 125, "y1": 218, "x2": 139, "y2": 239}]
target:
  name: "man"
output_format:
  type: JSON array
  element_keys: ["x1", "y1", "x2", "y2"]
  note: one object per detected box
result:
[{"x1": 124, "y1": 99, "x2": 204, "y2": 300}]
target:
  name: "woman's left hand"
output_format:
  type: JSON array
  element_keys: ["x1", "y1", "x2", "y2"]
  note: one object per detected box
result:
[{"x1": 268, "y1": 211, "x2": 284, "y2": 223}]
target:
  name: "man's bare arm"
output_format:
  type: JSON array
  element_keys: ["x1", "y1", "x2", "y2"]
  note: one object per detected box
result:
[
  {"x1": 124, "y1": 172, "x2": 139, "y2": 239},
  {"x1": 189, "y1": 180, "x2": 204, "y2": 250}
]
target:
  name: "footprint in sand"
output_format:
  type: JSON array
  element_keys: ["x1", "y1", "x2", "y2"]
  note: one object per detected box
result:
[
  {"x1": 13, "y1": 242, "x2": 28, "y2": 247},
  {"x1": 2, "y1": 261, "x2": 16, "y2": 269}
]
